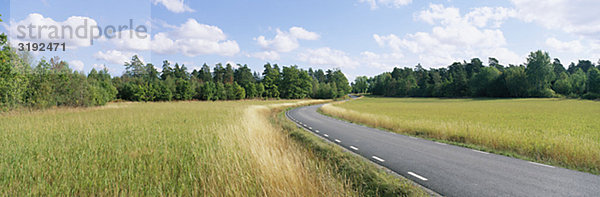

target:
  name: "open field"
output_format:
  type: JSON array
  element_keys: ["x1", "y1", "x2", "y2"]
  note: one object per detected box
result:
[
  {"x1": 321, "y1": 97, "x2": 600, "y2": 174},
  {"x1": 0, "y1": 100, "x2": 359, "y2": 196}
]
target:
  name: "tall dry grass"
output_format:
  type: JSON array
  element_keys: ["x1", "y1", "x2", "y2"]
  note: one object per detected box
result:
[
  {"x1": 0, "y1": 100, "x2": 356, "y2": 196},
  {"x1": 321, "y1": 98, "x2": 600, "y2": 174}
]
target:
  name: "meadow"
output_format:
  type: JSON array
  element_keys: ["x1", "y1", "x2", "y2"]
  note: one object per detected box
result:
[
  {"x1": 321, "y1": 97, "x2": 600, "y2": 174},
  {"x1": 0, "y1": 100, "x2": 359, "y2": 196}
]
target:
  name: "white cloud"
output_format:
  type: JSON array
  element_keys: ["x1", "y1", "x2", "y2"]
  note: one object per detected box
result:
[
  {"x1": 92, "y1": 64, "x2": 107, "y2": 70},
  {"x1": 153, "y1": 0, "x2": 195, "y2": 13},
  {"x1": 298, "y1": 47, "x2": 359, "y2": 69},
  {"x1": 511, "y1": 0, "x2": 600, "y2": 38},
  {"x1": 545, "y1": 37, "x2": 584, "y2": 53},
  {"x1": 251, "y1": 51, "x2": 281, "y2": 61},
  {"x1": 360, "y1": 51, "x2": 404, "y2": 70},
  {"x1": 172, "y1": 19, "x2": 226, "y2": 41},
  {"x1": 150, "y1": 19, "x2": 240, "y2": 56},
  {"x1": 93, "y1": 50, "x2": 140, "y2": 65},
  {"x1": 373, "y1": 4, "x2": 521, "y2": 66},
  {"x1": 289, "y1": 27, "x2": 320, "y2": 40},
  {"x1": 465, "y1": 7, "x2": 516, "y2": 28},
  {"x1": 151, "y1": 32, "x2": 175, "y2": 54},
  {"x1": 359, "y1": 0, "x2": 412, "y2": 10},
  {"x1": 69, "y1": 60, "x2": 84, "y2": 71},
  {"x1": 110, "y1": 29, "x2": 151, "y2": 51},
  {"x1": 255, "y1": 26, "x2": 319, "y2": 53},
  {"x1": 8, "y1": 13, "x2": 100, "y2": 49}
]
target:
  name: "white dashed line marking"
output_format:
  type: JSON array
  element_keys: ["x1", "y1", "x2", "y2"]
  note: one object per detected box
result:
[
  {"x1": 324, "y1": 134, "x2": 329, "y2": 137},
  {"x1": 303, "y1": 124, "x2": 307, "y2": 127},
  {"x1": 315, "y1": 130, "x2": 320, "y2": 133},
  {"x1": 308, "y1": 127, "x2": 312, "y2": 130},
  {"x1": 350, "y1": 146, "x2": 359, "y2": 151},
  {"x1": 408, "y1": 172, "x2": 428, "y2": 181},
  {"x1": 472, "y1": 150, "x2": 490, "y2": 154},
  {"x1": 435, "y1": 142, "x2": 447, "y2": 145},
  {"x1": 528, "y1": 161, "x2": 555, "y2": 168},
  {"x1": 334, "y1": 139, "x2": 341, "y2": 143},
  {"x1": 372, "y1": 156, "x2": 385, "y2": 162}
]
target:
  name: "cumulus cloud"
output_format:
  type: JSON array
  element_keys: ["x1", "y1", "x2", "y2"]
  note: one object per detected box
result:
[
  {"x1": 8, "y1": 13, "x2": 100, "y2": 49},
  {"x1": 255, "y1": 26, "x2": 319, "y2": 53},
  {"x1": 546, "y1": 37, "x2": 584, "y2": 53},
  {"x1": 298, "y1": 47, "x2": 359, "y2": 69},
  {"x1": 93, "y1": 50, "x2": 139, "y2": 65},
  {"x1": 511, "y1": 0, "x2": 600, "y2": 38},
  {"x1": 110, "y1": 29, "x2": 151, "y2": 51},
  {"x1": 69, "y1": 60, "x2": 84, "y2": 71},
  {"x1": 360, "y1": 51, "x2": 404, "y2": 70},
  {"x1": 153, "y1": 0, "x2": 195, "y2": 13},
  {"x1": 373, "y1": 4, "x2": 521, "y2": 66},
  {"x1": 465, "y1": 7, "x2": 517, "y2": 28},
  {"x1": 92, "y1": 64, "x2": 108, "y2": 71},
  {"x1": 96, "y1": 19, "x2": 238, "y2": 59},
  {"x1": 251, "y1": 51, "x2": 281, "y2": 61},
  {"x1": 151, "y1": 19, "x2": 240, "y2": 56},
  {"x1": 359, "y1": 0, "x2": 412, "y2": 10}
]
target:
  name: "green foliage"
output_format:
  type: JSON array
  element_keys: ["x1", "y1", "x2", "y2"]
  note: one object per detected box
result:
[
  {"x1": 503, "y1": 66, "x2": 530, "y2": 97},
  {"x1": 312, "y1": 82, "x2": 337, "y2": 99},
  {"x1": 553, "y1": 72, "x2": 572, "y2": 95},
  {"x1": 87, "y1": 68, "x2": 118, "y2": 105},
  {"x1": 262, "y1": 63, "x2": 281, "y2": 98},
  {"x1": 351, "y1": 76, "x2": 369, "y2": 94},
  {"x1": 587, "y1": 67, "x2": 600, "y2": 94},
  {"x1": 0, "y1": 47, "x2": 117, "y2": 110},
  {"x1": 280, "y1": 65, "x2": 312, "y2": 99},
  {"x1": 525, "y1": 50, "x2": 555, "y2": 97},
  {"x1": 199, "y1": 81, "x2": 216, "y2": 101},
  {"x1": 327, "y1": 69, "x2": 351, "y2": 96},
  {"x1": 0, "y1": 13, "x2": 353, "y2": 108},
  {"x1": 356, "y1": 50, "x2": 598, "y2": 100},
  {"x1": 256, "y1": 83, "x2": 265, "y2": 98},
  {"x1": 570, "y1": 69, "x2": 587, "y2": 95},
  {"x1": 0, "y1": 22, "x2": 29, "y2": 109},
  {"x1": 469, "y1": 67, "x2": 500, "y2": 97}
]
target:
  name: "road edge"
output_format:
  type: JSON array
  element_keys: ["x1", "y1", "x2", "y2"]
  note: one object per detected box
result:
[{"x1": 285, "y1": 107, "x2": 442, "y2": 197}]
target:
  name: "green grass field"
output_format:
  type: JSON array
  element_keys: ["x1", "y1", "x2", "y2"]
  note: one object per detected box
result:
[
  {"x1": 0, "y1": 100, "x2": 360, "y2": 196},
  {"x1": 321, "y1": 97, "x2": 600, "y2": 174}
]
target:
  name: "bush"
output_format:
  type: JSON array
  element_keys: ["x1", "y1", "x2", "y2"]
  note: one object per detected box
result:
[{"x1": 582, "y1": 92, "x2": 600, "y2": 100}]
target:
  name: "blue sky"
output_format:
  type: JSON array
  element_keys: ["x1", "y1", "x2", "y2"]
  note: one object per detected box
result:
[{"x1": 2, "y1": 0, "x2": 599, "y2": 81}]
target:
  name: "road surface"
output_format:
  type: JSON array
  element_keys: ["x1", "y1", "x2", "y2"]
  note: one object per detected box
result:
[{"x1": 286, "y1": 104, "x2": 600, "y2": 197}]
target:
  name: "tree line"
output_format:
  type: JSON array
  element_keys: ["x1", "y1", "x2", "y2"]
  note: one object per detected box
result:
[
  {"x1": 0, "y1": 22, "x2": 350, "y2": 110},
  {"x1": 352, "y1": 50, "x2": 600, "y2": 100},
  {"x1": 113, "y1": 55, "x2": 351, "y2": 102}
]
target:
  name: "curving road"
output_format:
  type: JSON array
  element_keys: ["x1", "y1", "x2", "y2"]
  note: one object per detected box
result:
[{"x1": 286, "y1": 104, "x2": 600, "y2": 197}]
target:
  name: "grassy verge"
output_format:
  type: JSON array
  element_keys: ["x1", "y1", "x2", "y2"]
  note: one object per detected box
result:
[
  {"x1": 269, "y1": 104, "x2": 427, "y2": 197},
  {"x1": 320, "y1": 97, "x2": 600, "y2": 174},
  {"x1": 0, "y1": 100, "x2": 358, "y2": 196}
]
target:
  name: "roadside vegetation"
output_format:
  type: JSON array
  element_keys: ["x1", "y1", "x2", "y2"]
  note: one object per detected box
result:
[
  {"x1": 0, "y1": 100, "x2": 362, "y2": 196},
  {"x1": 321, "y1": 97, "x2": 600, "y2": 174},
  {"x1": 273, "y1": 106, "x2": 427, "y2": 196},
  {"x1": 0, "y1": 99, "x2": 429, "y2": 196}
]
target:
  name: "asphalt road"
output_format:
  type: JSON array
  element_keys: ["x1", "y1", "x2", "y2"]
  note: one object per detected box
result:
[{"x1": 286, "y1": 104, "x2": 600, "y2": 197}]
